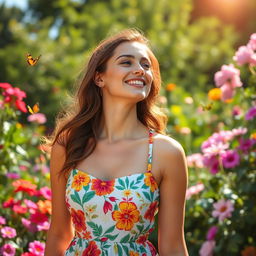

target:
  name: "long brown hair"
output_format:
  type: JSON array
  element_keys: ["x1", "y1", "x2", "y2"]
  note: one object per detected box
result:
[{"x1": 42, "y1": 28, "x2": 168, "y2": 177}]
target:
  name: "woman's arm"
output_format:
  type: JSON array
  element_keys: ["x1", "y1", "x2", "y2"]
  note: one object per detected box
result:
[
  {"x1": 157, "y1": 138, "x2": 189, "y2": 256},
  {"x1": 44, "y1": 142, "x2": 74, "y2": 256}
]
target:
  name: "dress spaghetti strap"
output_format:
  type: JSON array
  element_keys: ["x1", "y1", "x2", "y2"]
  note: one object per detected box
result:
[{"x1": 147, "y1": 128, "x2": 154, "y2": 172}]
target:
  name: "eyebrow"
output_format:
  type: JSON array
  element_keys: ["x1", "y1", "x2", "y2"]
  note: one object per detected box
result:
[{"x1": 115, "y1": 54, "x2": 151, "y2": 63}]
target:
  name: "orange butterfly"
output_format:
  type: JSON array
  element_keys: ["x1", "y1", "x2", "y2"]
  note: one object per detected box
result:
[
  {"x1": 26, "y1": 53, "x2": 41, "y2": 66},
  {"x1": 27, "y1": 102, "x2": 40, "y2": 114}
]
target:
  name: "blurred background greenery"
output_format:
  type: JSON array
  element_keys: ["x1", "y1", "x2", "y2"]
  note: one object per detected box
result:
[{"x1": 1, "y1": 0, "x2": 255, "y2": 131}]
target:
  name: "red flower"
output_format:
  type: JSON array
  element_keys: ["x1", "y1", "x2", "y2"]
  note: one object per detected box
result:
[
  {"x1": 12, "y1": 179, "x2": 37, "y2": 196},
  {"x1": 15, "y1": 99, "x2": 27, "y2": 113},
  {"x1": 146, "y1": 241, "x2": 158, "y2": 256},
  {"x1": 70, "y1": 208, "x2": 86, "y2": 232},
  {"x1": 144, "y1": 201, "x2": 158, "y2": 222},
  {"x1": 29, "y1": 211, "x2": 48, "y2": 224},
  {"x1": 136, "y1": 234, "x2": 148, "y2": 245},
  {"x1": 13, "y1": 205, "x2": 27, "y2": 214},
  {"x1": 103, "y1": 200, "x2": 113, "y2": 214},
  {"x1": 0, "y1": 83, "x2": 12, "y2": 89},
  {"x1": 82, "y1": 240, "x2": 101, "y2": 256},
  {"x1": 91, "y1": 179, "x2": 115, "y2": 196}
]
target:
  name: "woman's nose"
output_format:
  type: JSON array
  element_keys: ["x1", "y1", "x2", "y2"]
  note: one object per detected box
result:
[{"x1": 132, "y1": 65, "x2": 145, "y2": 76}]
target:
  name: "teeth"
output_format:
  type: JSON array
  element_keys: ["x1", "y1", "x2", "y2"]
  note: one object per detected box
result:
[{"x1": 127, "y1": 80, "x2": 144, "y2": 85}]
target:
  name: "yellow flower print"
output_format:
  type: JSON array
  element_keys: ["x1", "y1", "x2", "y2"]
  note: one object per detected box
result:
[
  {"x1": 71, "y1": 172, "x2": 91, "y2": 191},
  {"x1": 129, "y1": 251, "x2": 139, "y2": 256},
  {"x1": 123, "y1": 189, "x2": 131, "y2": 197},
  {"x1": 144, "y1": 173, "x2": 158, "y2": 192},
  {"x1": 112, "y1": 202, "x2": 140, "y2": 231}
]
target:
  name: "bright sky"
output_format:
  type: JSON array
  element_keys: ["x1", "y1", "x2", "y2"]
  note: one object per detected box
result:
[{"x1": 0, "y1": 0, "x2": 28, "y2": 10}]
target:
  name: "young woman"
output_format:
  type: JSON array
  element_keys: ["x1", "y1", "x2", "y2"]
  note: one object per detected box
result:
[{"x1": 44, "y1": 28, "x2": 189, "y2": 256}]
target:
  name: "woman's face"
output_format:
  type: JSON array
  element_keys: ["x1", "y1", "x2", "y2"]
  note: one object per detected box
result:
[{"x1": 98, "y1": 41, "x2": 153, "y2": 102}]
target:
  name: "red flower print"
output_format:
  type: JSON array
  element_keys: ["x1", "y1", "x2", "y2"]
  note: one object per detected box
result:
[
  {"x1": 91, "y1": 179, "x2": 115, "y2": 196},
  {"x1": 144, "y1": 201, "x2": 158, "y2": 222},
  {"x1": 103, "y1": 200, "x2": 113, "y2": 214},
  {"x1": 144, "y1": 173, "x2": 158, "y2": 192},
  {"x1": 136, "y1": 233, "x2": 148, "y2": 246},
  {"x1": 70, "y1": 208, "x2": 86, "y2": 232},
  {"x1": 146, "y1": 240, "x2": 158, "y2": 256},
  {"x1": 82, "y1": 230, "x2": 92, "y2": 239},
  {"x1": 112, "y1": 202, "x2": 140, "y2": 231},
  {"x1": 82, "y1": 240, "x2": 101, "y2": 256}
]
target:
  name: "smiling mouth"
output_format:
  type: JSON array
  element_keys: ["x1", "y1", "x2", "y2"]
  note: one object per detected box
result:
[{"x1": 125, "y1": 80, "x2": 145, "y2": 88}]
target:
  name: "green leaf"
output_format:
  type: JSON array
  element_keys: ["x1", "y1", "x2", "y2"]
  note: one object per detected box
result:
[
  {"x1": 70, "y1": 191, "x2": 82, "y2": 206},
  {"x1": 142, "y1": 191, "x2": 151, "y2": 201},
  {"x1": 104, "y1": 225, "x2": 115, "y2": 234},
  {"x1": 82, "y1": 191, "x2": 95, "y2": 204},
  {"x1": 87, "y1": 222, "x2": 103, "y2": 237},
  {"x1": 120, "y1": 234, "x2": 130, "y2": 243},
  {"x1": 105, "y1": 233, "x2": 119, "y2": 241},
  {"x1": 118, "y1": 179, "x2": 126, "y2": 188}
]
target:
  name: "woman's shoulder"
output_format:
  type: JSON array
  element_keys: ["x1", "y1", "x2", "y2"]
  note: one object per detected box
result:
[{"x1": 153, "y1": 132, "x2": 185, "y2": 156}]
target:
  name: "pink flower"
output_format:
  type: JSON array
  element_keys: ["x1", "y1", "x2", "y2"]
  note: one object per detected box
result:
[
  {"x1": 247, "y1": 33, "x2": 256, "y2": 51},
  {"x1": 212, "y1": 199, "x2": 234, "y2": 222},
  {"x1": 232, "y1": 105, "x2": 243, "y2": 116},
  {"x1": 0, "y1": 226, "x2": 17, "y2": 238},
  {"x1": 37, "y1": 221, "x2": 50, "y2": 231},
  {"x1": 231, "y1": 127, "x2": 247, "y2": 137},
  {"x1": 27, "y1": 113, "x2": 47, "y2": 124},
  {"x1": 21, "y1": 218, "x2": 38, "y2": 233},
  {"x1": 245, "y1": 106, "x2": 256, "y2": 121},
  {"x1": 221, "y1": 150, "x2": 240, "y2": 169},
  {"x1": 214, "y1": 64, "x2": 242, "y2": 101},
  {"x1": 39, "y1": 187, "x2": 52, "y2": 200},
  {"x1": 0, "y1": 243, "x2": 16, "y2": 256},
  {"x1": 233, "y1": 46, "x2": 256, "y2": 66},
  {"x1": 28, "y1": 241, "x2": 45, "y2": 256},
  {"x1": 0, "y1": 216, "x2": 6, "y2": 225},
  {"x1": 6, "y1": 172, "x2": 20, "y2": 179},
  {"x1": 199, "y1": 240, "x2": 216, "y2": 256},
  {"x1": 238, "y1": 138, "x2": 256, "y2": 154},
  {"x1": 206, "y1": 226, "x2": 218, "y2": 240},
  {"x1": 202, "y1": 155, "x2": 220, "y2": 174},
  {"x1": 187, "y1": 153, "x2": 204, "y2": 168},
  {"x1": 24, "y1": 199, "x2": 38, "y2": 212},
  {"x1": 0, "y1": 83, "x2": 12, "y2": 90},
  {"x1": 186, "y1": 183, "x2": 205, "y2": 199},
  {"x1": 214, "y1": 64, "x2": 242, "y2": 88},
  {"x1": 202, "y1": 142, "x2": 229, "y2": 158}
]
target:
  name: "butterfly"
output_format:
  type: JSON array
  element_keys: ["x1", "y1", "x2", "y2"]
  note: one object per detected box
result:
[
  {"x1": 27, "y1": 102, "x2": 40, "y2": 114},
  {"x1": 26, "y1": 53, "x2": 41, "y2": 66},
  {"x1": 200, "y1": 102, "x2": 213, "y2": 111}
]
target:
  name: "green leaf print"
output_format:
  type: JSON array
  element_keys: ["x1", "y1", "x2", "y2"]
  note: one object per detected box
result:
[
  {"x1": 118, "y1": 178, "x2": 126, "y2": 189},
  {"x1": 87, "y1": 222, "x2": 103, "y2": 237},
  {"x1": 136, "y1": 174, "x2": 144, "y2": 183},
  {"x1": 105, "y1": 233, "x2": 119, "y2": 241},
  {"x1": 120, "y1": 234, "x2": 130, "y2": 243},
  {"x1": 70, "y1": 191, "x2": 82, "y2": 206},
  {"x1": 117, "y1": 243, "x2": 123, "y2": 256},
  {"x1": 122, "y1": 245, "x2": 129, "y2": 255},
  {"x1": 116, "y1": 186, "x2": 125, "y2": 190},
  {"x1": 82, "y1": 191, "x2": 95, "y2": 204},
  {"x1": 142, "y1": 191, "x2": 152, "y2": 202},
  {"x1": 125, "y1": 176, "x2": 129, "y2": 187},
  {"x1": 104, "y1": 225, "x2": 115, "y2": 234},
  {"x1": 114, "y1": 204, "x2": 119, "y2": 211},
  {"x1": 136, "y1": 224, "x2": 144, "y2": 233}
]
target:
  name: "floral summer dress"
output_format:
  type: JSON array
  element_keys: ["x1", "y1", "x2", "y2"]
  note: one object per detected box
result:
[{"x1": 65, "y1": 129, "x2": 159, "y2": 256}]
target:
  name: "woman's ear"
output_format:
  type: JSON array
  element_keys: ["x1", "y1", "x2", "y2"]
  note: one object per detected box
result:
[{"x1": 94, "y1": 72, "x2": 104, "y2": 87}]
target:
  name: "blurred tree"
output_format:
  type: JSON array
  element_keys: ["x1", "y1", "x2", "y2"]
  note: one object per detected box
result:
[{"x1": 0, "y1": 0, "x2": 238, "y2": 129}]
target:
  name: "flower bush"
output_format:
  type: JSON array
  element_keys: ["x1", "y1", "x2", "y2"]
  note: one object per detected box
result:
[
  {"x1": 185, "y1": 33, "x2": 256, "y2": 255},
  {"x1": 0, "y1": 83, "x2": 49, "y2": 255}
]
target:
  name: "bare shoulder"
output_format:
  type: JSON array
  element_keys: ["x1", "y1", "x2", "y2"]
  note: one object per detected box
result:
[{"x1": 153, "y1": 133, "x2": 187, "y2": 179}]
